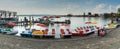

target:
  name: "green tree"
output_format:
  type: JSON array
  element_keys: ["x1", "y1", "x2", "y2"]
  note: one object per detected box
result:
[
  {"x1": 117, "y1": 8, "x2": 120, "y2": 17},
  {"x1": 67, "y1": 14, "x2": 72, "y2": 17}
]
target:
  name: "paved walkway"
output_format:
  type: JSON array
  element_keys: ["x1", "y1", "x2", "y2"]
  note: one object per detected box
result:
[{"x1": 0, "y1": 28, "x2": 119, "y2": 49}]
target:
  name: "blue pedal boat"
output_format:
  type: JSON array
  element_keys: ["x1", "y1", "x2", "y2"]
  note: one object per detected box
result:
[{"x1": 20, "y1": 29, "x2": 32, "y2": 37}]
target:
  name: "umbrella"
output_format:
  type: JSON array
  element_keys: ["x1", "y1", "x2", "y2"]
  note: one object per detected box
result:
[
  {"x1": 49, "y1": 16, "x2": 53, "y2": 18},
  {"x1": 43, "y1": 16, "x2": 48, "y2": 18},
  {"x1": 55, "y1": 16, "x2": 60, "y2": 18}
]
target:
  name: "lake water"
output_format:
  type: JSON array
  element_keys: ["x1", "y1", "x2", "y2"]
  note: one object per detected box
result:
[{"x1": 13, "y1": 16, "x2": 112, "y2": 38}]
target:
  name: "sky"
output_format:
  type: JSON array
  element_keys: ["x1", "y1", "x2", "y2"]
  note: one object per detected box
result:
[{"x1": 0, "y1": 0, "x2": 120, "y2": 15}]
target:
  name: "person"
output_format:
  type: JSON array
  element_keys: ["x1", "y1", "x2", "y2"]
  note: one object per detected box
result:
[
  {"x1": 116, "y1": 18, "x2": 119, "y2": 22},
  {"x1": 43, "y1": 18, "x2": 50, "y2": 26},
  {"x1": 24, "y1": 17, "x2": 28, "y2": 25},
  {"x1": 98, "y1": 28, "x2": 106, "y2": 37}
]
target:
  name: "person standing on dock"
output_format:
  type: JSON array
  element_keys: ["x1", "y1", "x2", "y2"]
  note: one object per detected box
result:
[{"x1": 24, "y1": 17, "x2": 28, "y2": 25}]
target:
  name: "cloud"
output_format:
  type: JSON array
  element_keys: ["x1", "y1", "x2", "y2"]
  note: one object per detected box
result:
[
  {"x1": 105, "y1": 5, "x2": 119, "y2": 13},
  {"x1": 63, "y1": 4, "x2": 81, "y2": 14},
  {"x1": 116, "y1": 5, "x2": 120, "y2": 10},
  {"x1": 91, "y1": 4, "x2": 118, "y2": 14},
  {"x1": 116, "y1": 5, "x2": 120, "y2": 9},
  {"x1": 108, "y1": 5, "x2": 112, "y2": 12},
  {"x1": 108, "y1": 5, "x2": 117, "y2": 13},
  {"x1": 0, "y1": 0, "x2": 118, "y2": 15},
  {"x1": 92, "y1": 4, "x2": 106, "y2": 13}
]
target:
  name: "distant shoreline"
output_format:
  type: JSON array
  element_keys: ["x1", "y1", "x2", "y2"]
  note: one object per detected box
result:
[{"x1": 17, "y1": 15, "x2": 99, "y2": 17}]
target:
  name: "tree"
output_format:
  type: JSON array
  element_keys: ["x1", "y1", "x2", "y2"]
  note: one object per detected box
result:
[
  {"x1": 117, "y1": 8, "x2": 120, "y2": 17},
  {"x1": 88, "y1": 12, "x2": 92, "y2": 15},
  {"x1": 67, "y1": 14, "x2": 72, "y2": 17},
  {"x1": 83, "y1": 12, "x2": 85, "y2": 17},
  {"x1": 94, "y1": 13, "x2": 99, "y2": 17}
]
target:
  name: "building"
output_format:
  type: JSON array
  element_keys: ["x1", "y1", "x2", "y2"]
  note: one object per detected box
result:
[{"x1": 0, "y1": 10, "x2": 17, "y2": 18}]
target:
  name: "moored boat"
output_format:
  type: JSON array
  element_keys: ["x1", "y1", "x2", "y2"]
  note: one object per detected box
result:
[
  {"x1": 2, "y1": 28, "x2": 18, "y2": 35},
  {"x1": 20, "y1": 29, "x2": 32, "y2": 37},
  {"x1": 60, "y1": 29, "x2": 72, "y2": 38},
  {"x1": 43, "y1": 29, "x2": 55, "y2": 38},
  {"x1": 32, "y1": 30, "x2": 44, "y2": 38}
]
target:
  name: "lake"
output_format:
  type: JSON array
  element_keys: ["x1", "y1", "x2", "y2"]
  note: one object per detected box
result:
[{"x1": 13, "y1": 16, "x2": 112, "y2": 38}]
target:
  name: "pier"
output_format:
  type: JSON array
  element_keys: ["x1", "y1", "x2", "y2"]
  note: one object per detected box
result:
[{"x1": 15, "y1": 16, "x2": 71, "y2": 26}]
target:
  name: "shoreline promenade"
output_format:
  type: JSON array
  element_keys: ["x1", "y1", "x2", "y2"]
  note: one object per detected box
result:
[{"x1": 0, "y1": 27, "x2": 119, "y2": 49}]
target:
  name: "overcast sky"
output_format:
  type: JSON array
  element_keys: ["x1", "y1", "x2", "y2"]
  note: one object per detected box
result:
[{"x1": 0, "y1": 0, "x2": 120, "y2": 15}]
